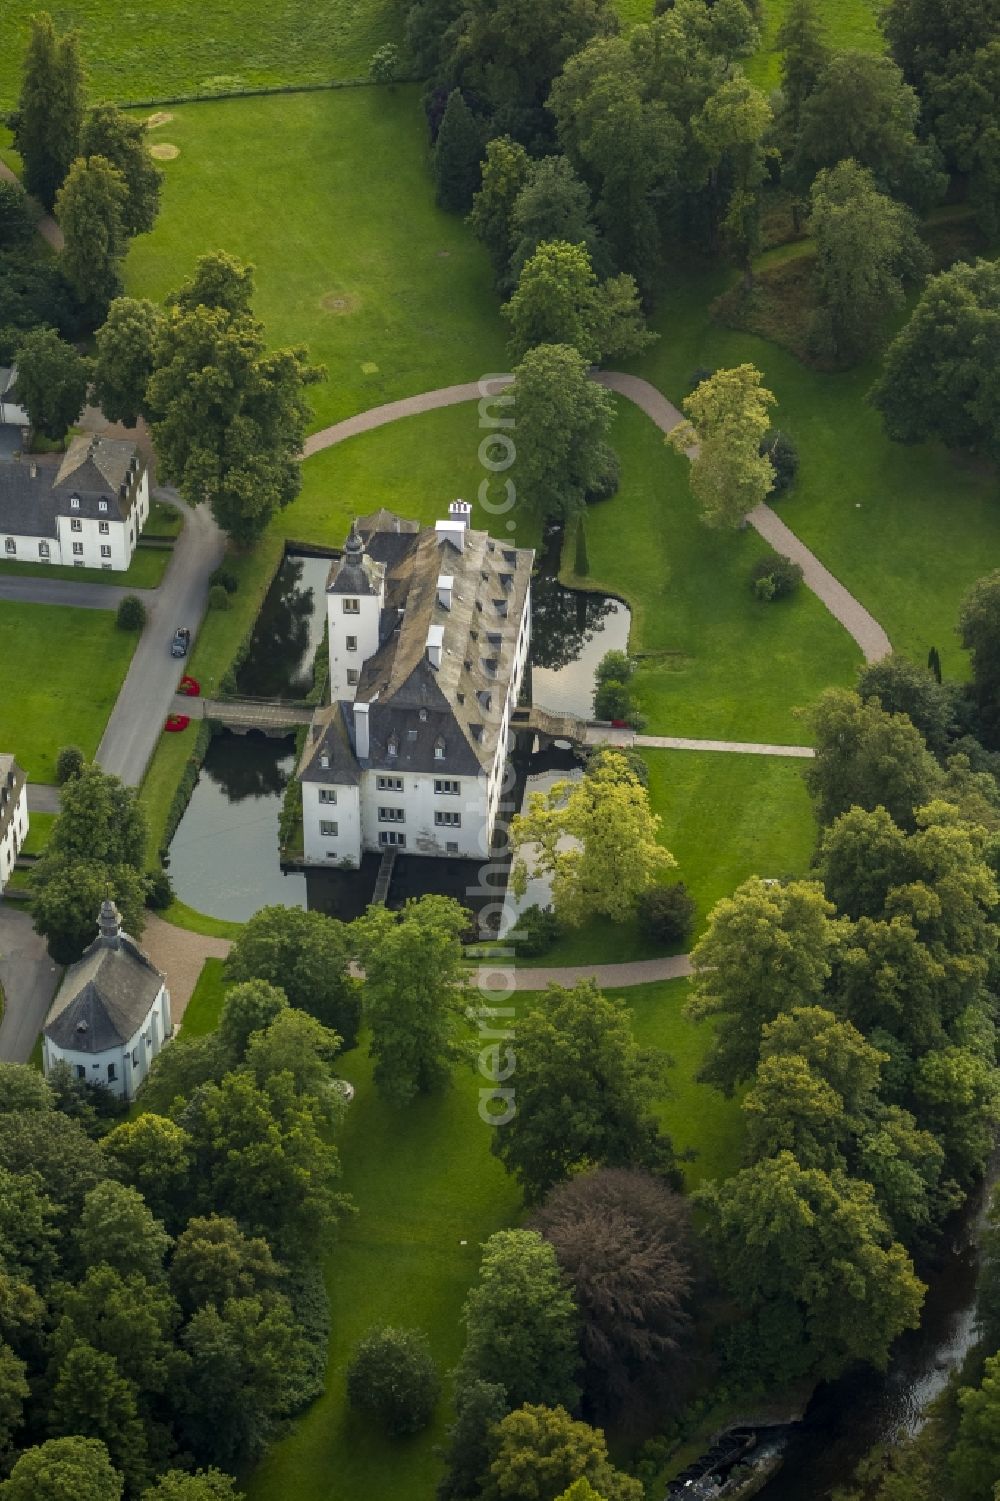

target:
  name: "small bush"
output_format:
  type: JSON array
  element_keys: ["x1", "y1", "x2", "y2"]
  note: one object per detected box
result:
[
  {"x1": 596, "y1": 650, "x2": 633, "y2": 686},
  {"x1": 509, "y1": 904, "x2": 559, "y2": 957},
  {"x1": 346, "y1": 1326, "x2": 441, "y2": 1435},
  {"x1": 55, "y1": 745, "x2": 85, "y2": 784},
  {"x1": 208, "y1": 583, "x2": 231, "y2": 611},
  {"x1": 760, "y1": 429, "x2": 799, "y2": 496},
  {"x1": 594, "y1": 678, "x2": 632, "y2": 721},
  {"x1": 749, "y1": 553, "x2": 803, "y2": 602},
  {"x1": 145, "y1": 867, "x2": 174, "y2": 910},
  {"x1": 369, "y1": 42, "x2": 401, "y2": 84},
  {"x1": 584, "y1": 745, "x2": 650, "y2": 787},
  {"x1": 585, "y1": 443, "x2": 620, "y2": 503},
  {"x1": 116, "y1": 594, "x2": 146, "y2": 631},
  {"x1": 209, "y1": 564, "x2": 239, "y2": 595},
  {"x1": 637, "y1": 883, "x2": 697, "y2": 946}
]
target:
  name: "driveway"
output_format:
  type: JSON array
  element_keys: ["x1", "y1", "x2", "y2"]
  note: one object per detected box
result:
[
  {"x1": 96, "y1": 490, "x2": 225, "y2": 786},
  {"x1": 0, "y1": 902, "x2": 60, "y2": 1063},
  {"x1": 0, "y1": 577, "x2": 155, "y2": 610}
]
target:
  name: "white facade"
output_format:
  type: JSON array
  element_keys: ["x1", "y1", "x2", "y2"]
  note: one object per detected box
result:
[
  {"x1": 302, "y1": 774, "x2": 362, "y2": 866},
  {"x1": 1, "y1": 466, "x2": 150, "y2": 571},
  {"x1": 43, "y1": 982, "x2": 171, "y2": 1102},
  {"x1": 0, "y1": 436, "x2": 150, "y2": 572},
  {"x1": 328, "y1": 572, "x2": 383, "y2": 703},
  {"x1": 0, "y1": 759, "x2": 28, "y2": 895}
]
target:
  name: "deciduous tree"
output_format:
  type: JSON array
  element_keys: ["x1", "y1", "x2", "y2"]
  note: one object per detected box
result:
[
  {"x1": 508, "y1": 156, "x2": 603, "y2": 283},
  {"x1": 168, "y1": 1216, "x2": 279, "y2": 1316},
  {"x1": 80, "y1": 104, "x2": 162, "y2": 237},
  {"x1": 99, "y1": 1115, "x2": 193, "y2": 1228},
  {"x1": 808, "y1": 160, "x2": 928, "y2": 363},
  {"x1": 437, "y1": 1380, "x2": 509, "y2": 1501},
  {"x1": 92, "y1": 297, "x2": 162, "y2": 427},
  {"x1": 490, "y1": 982, "x2": 673, "y2": 1201},
  {"x1": 687, "y1": 878, "x2": 845, "y2": 1094},
  {"x1": 353, "y1": 896, "x2": 469, "y2": 1105},
  {"x1": 804, "y1": 687, "x2": 942, "y2": 829},
  {"x1": 12, "y1": 326, "x2": 90, "y2": 441},
  {"x1": 468, "y1": 136, "x2": 532, "y2": 288},
  {"x1": 504, "y1": 240, "x2": 652, "y2": 365},
  {"x1": 696, "y1": 1152, "x2": 924, "y2": 1383},
  {"x1": 141, "y1": 1473, "x2": 240, "y2": 1501},
  {"x1": 511, "y1": 749, "x2": 672, "y2": 926},
  {"x1": 224, "y1": 904, "x2": 361, "y2": 1047},
  {"x1": 0, "y1": 1437, "x2": 123, "y2": 1501},
  {"x1": 669, "y1": 364, "x2": 776, "y2": 528},
  {"x1": 509, "y1": 342, "x2": 616, "y2": 522},
  {"x1": 959, "y1": 571, "x2": 1000, "y2": 748},
  {"x1": 480, "y1": 1404, "x2": 643, "y2": 1501},
  {"x1": 75, "y1": 1181, "x2": 171, "y2": 1282},
  {"x1": 346, "y1": 1325, "x2": 441, "y2": 1434},
  {"x1": 55, "y1": 156, "x2": 129, "y2": 317},
  {"x1": 458, "y1": 1231, "x2": 581, "y2": 1410},
  {"x1": 951, "y1": 1352, "x2": 1000, "y2": 1500},
  {"x1": 531, "y1": 1168, "x2": 693, "y2": 1417},
  {"x1": 31, "y1": 860, "x2": 148, "y2": 964}
]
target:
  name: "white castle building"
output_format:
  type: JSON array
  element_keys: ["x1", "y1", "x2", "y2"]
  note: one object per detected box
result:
[
  {"x1": 298, "y1": 503, "x2": 533, "y2": 866},
  {"x1": 0, "y1": 755, "x2": 28, "y2": 895}
]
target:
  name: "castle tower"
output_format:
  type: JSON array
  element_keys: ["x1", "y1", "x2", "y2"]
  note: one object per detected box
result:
[{"x1": 326, "y1": 523, "x2": 384, "y2": 703}]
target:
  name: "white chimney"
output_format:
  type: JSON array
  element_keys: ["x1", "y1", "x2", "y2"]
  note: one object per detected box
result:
[
  {"x1": 435, "y1": 519, "x2": 465, "y2": 553},
  {"x1": 437, "y1": 573, "x2": 454, "y2": 609},
  {"x1": 426, "y1": 623, "x2": 444, "y2": 669},
  {"x1": 354, "y1": 701, "x2": 370, "y2": 759},
  {"x1": 449, "y1": 499, "x2": 472, "y2": 528}
]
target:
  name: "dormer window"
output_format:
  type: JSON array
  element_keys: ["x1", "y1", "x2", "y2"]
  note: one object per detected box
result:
[
  {"x1": 70, "y1": 497, "x2": 80, "y2": 510},
  {"x1": 98, "y1": 499, "x2": 108, "y2": 513},
  {"x1": 434, "y1": 737, "x2": 446, "y2": 760},
  {"x1": 478, "y1": 691, "x2": 492, "y2": 711},
  {"x1": 494, "y1": 599, "x2": 508, "y2": 617},
  {"x1": 387, "y1": 733, "x2": 399, "y2": 758}
]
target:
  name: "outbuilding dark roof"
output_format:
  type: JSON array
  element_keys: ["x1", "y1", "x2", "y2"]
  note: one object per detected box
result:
[
  {"x1": 299, "y1": 701, "x2": 362, "y2": 785},
  {"x1": 0, "y1": 434, "x2": 144, "y2": 537},
  {"x1": 44, "y1": 906, "x2": 165, "y2": 1053}
]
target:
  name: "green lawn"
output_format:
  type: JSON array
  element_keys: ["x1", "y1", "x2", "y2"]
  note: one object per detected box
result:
[
  {"x1": 0, "y1": 3, "x2": 406, "y2": 106},
  {"x1": 20, "y1": 811, "x2": 55, "y2": 855},
  {"x1": 523, "y1": 745, "x2": 816, "y2": 967},
  {"x1": 125, "y1": 88, "x2": 507, "y2": 432},
  {"x1": 0, "y1": 547, "x2": 170, "y2": 588},
  {"x1": 0, "y1": 601, "x2": 136, "y2": 781},
  {"x1": 244, "y1": 974, "x2": 737, "y2": 1501},
  {"x1": 745, "y1": 0, "x2": 884, "y2": 90},
  {"x1": 181, "y1": 957, "x2": 229, "y2": 1035},
  {"x1": 630, "y1": 268, "x2": 1000, "y2": 683},
  {"x1": 565, "y1": 399, "x2": 861, "y2": 740}
]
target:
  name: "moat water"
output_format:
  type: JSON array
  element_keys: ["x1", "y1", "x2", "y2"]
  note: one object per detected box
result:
[{"x1": 166, "y1": 547, "x2": 630, "y2": 924}]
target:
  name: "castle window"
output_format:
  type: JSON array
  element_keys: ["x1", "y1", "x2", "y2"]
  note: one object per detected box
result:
[
  {"x1": 435, "y1": 811, "x2": 461, "y2": 827},
  {"x1": 387, "y1": 734, "x2": 399, "y2": 758},
  {"x1": 107, "y1": 1063, "x2": 116, "y2": 1081},
  {"x1": 434, "y1": 779, "x2": 460, "y2": 795},
  {"x1": 99, "y1": 521, "x2": 110, "y2": 534},
  {"x1": 72, "y1": 543, "x2": 83, "y2": 556},
  {"x1": 76, "y1": 1065, "x2": 85, "y2": 1080},
  {"x1": 346, "y1": 635, "x2": 358, "y2": 651},
  {"x1": 100, "y1": 546, "x2": 111, "y2": 558},
  {"x1": 71, "y1": 518, "x2": 82, "y2": 532},
  {"x1": 3, "y1": 539, "x2": 13, "y2": 555},
  {"x1": 378, "y1": 806, "x2": 405, "y2": 823},
  {"x1": 342, "y1": 598, "x2": 360, "y2": 614},
  {"x1": 320, "y1": 820, "x2": 338, "y2": 836},
  {"x1": 377, "y1": 775, "x2": 403, "y2": 791},
  {"x1": 319, "y1": 789, "x2": 337, "y2": 804},
  {"x1": 38, "y1": 542, "x2": 49, "y2": 558},
  {"x1": 379, "y1": 830, "x2": 406, "y2": 847},
  {"x1": 347, "y1": 669, "x2": 359, "y2": 686}
]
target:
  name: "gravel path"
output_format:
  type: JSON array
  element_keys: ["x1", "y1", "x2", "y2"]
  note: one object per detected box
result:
[
  {"x1": 140, "y1": 913, "x2": 232, "y2": 1023},
  {"x1": 0, "y1": 903, "x2": 60, "y2": 1063},
  {"x1": 636, "y1": 735, "x2": 814, "y2": 757},
  {"x1": 305, "y1": 372, "x2": 891, "y2": 665},
  {"x1": 0, "y1": 159, "x2": 64, "y2": 250}
]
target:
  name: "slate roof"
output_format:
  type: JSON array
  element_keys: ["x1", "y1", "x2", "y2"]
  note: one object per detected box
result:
[
  {"x1": 0, "y1": 435, "x2": 143, "y2": 538},
  {"x1": 310, "y1": 507, "x2": 533, "y2": 780},
  {"x1": 44, "y1": 914, "x2": 165, "y2": 1054},
  {"x1": 0, "y1": 755, "x2": 25, "y2": 844},
  {"x1": 299, "y1": 701, "x2": 362, "y2": 785}
]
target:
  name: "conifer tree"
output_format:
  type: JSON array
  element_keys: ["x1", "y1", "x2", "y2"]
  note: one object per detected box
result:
[
  {"x1": 15, "y1": 13, "x2": 85, "y2": 209},
  {"x1": 434, "y1": 90, "x2": 484, "y2": 213}
]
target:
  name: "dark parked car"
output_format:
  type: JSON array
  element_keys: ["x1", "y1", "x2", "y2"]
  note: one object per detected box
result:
[{"x1": 170, "y1": 627, "x2": 191, "y2": 658}]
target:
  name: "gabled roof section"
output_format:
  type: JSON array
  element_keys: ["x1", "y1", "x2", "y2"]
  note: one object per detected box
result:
[
  {"x1": 299, "y1": 701, "x2": 362, "y2": 785},
  {"x1": 44, "y1": 931, "x2": 165, "y2": 1053}
]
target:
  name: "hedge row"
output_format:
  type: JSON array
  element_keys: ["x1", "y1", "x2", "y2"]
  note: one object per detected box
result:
[{"x1": 158, "y1": 719, "x2": 216, "y2": 861}]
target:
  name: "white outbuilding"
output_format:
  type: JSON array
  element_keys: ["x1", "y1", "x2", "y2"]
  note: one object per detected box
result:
[{"x1": 42, "y1": 899, "x2": 173, "y2": 1101}]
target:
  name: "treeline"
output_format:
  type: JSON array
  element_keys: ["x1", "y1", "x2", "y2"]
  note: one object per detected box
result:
[{"x1": 0, "y1": 973, "x2": 349, "y2": 1499}]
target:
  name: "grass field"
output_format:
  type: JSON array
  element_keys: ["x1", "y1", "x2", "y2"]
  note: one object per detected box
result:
[
  {"x1": 631, "y1": 268, "x2": 1000, "y2": 682},
  {"x1": 745, "y1": 0, "x2": 883, "y2": 90},
  {"x1": 524, "y1": 746, "x2": 816, "y2": 967},
  {"x1": 0, "y1": 1, "x2": 407, "y2": 106},
  {"x1": 565, "y1": 399, "x2": 861, "y2": 740},
  {"x1": 0, "y1": 601, "x2": 136, "y2": 781},
  {"x1": 244, "y1": 974, "x2": 739, "y2": 1501},
  {"x1": 0, "y1": 547, "x2": 170, "y2": 588},
  {"x1": 181, "y1": 957, "x2": 228, "y2": 1035},
  {"x1": 125, "y1": 88, "x2": 506, "y2": 432},
  {"x1": 20, "y1": 811, "x2": 55, "y2": 855}
]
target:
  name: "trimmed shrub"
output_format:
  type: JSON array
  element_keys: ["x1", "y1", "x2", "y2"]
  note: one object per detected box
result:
[
  {"x1": 595, "y1": 650, "x2": 633, "y2": 686},
  {"x1": 509, "y1": 904, "x2": 560, "y2": 957},
  {"x1": 116, "y1": 593, "x2": 147, "y2": 631},
  {"x1": 208, "y1": 583, "x2": 230, "y2": 611},
  {"x1": 637, "y1": 883, "x2": 697, "y2": 946},
  {"x1": 209, "y1": 564, "x2": 239, "y2": 595},
  {"x1": 594, "y1": 678, "x2": 632, "y2": 722},
  {"x1": 346, "y1": 1326, "x2": 441, "y2": 1435},
  {"x1": 55, "y1": 745, "x2": 85, "y2": 784},
  {"x1": 760, "y1": 429, "x2": 799, "y2": 496},
  {"x1": 145, "y1": 867, "x2": 174, "y2": 910},
  {"x1": 749, "y1": 553, "x2": 803, "y2": 602}
]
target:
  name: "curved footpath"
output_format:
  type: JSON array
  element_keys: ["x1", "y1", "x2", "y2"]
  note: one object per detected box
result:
[{"x1": 307, "y1": 372, "x2": 892, "y2": 665}]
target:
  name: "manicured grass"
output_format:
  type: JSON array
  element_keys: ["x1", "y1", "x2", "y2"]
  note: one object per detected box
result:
[
  {"x1": 20, "y1": 812, "x2": 55, "y2": 855},
  {"x1": 125, "y1": 89, "x2": 507, "y2": 432},
  {"x1": 564, "y1": 399, "x2": 861, "y2": 740},
  {"x1": 161, "y1": 900, "x2": 243, "y2": 942},
  {"x1": 0, "y1": 548, "x2": 170, "y2": 587},
  {"x1": 526, "y1": 746, "x2": 816, "y2": 967},
  {"x1": 746, "y1": 0, "x2": 884, "y2": 91},
  {"x1": 246, "y1": 974, "x2": 737, "y2": 1501},
  {"x1": 630, "y1": 267, "x2": 1000, "y2": 683},
  {"x1": 0, "y1": 3, "x2": 406, "y2": 106},
  {"x1": 139, "y1": 725, "x2": 204, "y2": 864},
  {"x1": 146, "y1": 500, "x2": 184, "y2": 538},
  {"x1": 0, "y1": 601, "x2": 136, "y2": 781},
  {"x1": 181, "y1": 957, "x2": 229, "y2": 1035}
]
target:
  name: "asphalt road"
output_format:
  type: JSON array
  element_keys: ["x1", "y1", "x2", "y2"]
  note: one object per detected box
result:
[
  {"x1": 0, "y1": 577, "x2": 155, "y2": 610},
  {"x1": 0, "y1": 903, "x2": 60, "y2": 1063},
  {"x1": 95, "y1": 491, "x2": 225, "y2": 786}
]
